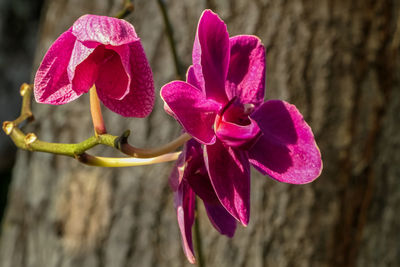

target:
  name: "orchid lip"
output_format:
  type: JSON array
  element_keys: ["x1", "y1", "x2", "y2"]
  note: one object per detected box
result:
[{"x1": 214, "y1": 99, "x2": 261, "y2": 149}]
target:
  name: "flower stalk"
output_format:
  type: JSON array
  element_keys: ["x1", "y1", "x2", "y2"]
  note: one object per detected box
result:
[
  {"x1": 89, "y1": 85, "x2": 107, "y2": 135},
  {"x1": 76, "y1": 152, "x2": 181, "y2": 167},
  {"x1": 119, "y1": 132, "x2": 191, "y2": 158},
  {"x1": 2, "y1": 83, "x2": 189, "y2": 167}
]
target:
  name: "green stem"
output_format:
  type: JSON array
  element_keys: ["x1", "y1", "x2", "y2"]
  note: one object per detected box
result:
[
  {"x1": 3, "y1": 124, "x2": 181, "y2": 167},
  {"x1": 77, "y1": 151, "x2": 181, "y2": 167},
  {"x1": 120, "y1": 132, "x2": 191, "y2": 158},
  {"x1": 3, "y1": 84, "x2": 191, "y2": 159},
  {"x1": 194, "y1": 197, "x2": 205, "y2": 267},
  {"x1": 5, "y1": 126, "x2": 115, "y2": 157},
  {"x1": 4, "y1": 117, "x2": 190, "y2": 159}
]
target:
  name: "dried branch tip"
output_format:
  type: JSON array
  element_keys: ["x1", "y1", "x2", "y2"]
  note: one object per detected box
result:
[
  {"x1": 2, "y1": 121, "x2": 14, "y2": 135},
  {"x1": 20, "y1": 83, "x2": 31, "y2": 96},
  {"x1": 25, "y1": 133, "x2": 38, "y2": 149},
  {"x1": 125, "y1": 2, "x2": 134, "y2": 12}
]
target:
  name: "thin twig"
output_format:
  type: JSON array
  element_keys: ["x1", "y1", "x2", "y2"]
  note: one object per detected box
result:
[
  {"x1": 114, "y1": 0, "x2": 134, "y2": 19},
  {"x1": 13, "y1": 83, "x2": 34, "y2": 126},
  {"x1": 156, "y1": 0, "x2": 184, "y2": 79}
]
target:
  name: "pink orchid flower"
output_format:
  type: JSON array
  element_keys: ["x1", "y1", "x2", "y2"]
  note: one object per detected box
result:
[
  {"x1": 170, "y1": 139, "x2": 237, "y2": 264},
  {"x1": 161, "y1": 9, "x2": 322, "y2": 231},
  {"x1": 34, "y1": 14, "x2": 154, "y2": 117}
]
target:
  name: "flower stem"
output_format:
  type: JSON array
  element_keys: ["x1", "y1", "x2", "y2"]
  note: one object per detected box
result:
[
  {"x1": 194, "y1": 198, "x2": 205, "y2": 267},
  {"x1": 89, "y1": 86, "x2": 107, "y2": 135},
  {"x1": 3, "y1": 82, "x2": 191, "y2": 167},
  {"x1": 4, "y1": 115, "x2": 189, "y2": 160},
  {"x1": 119, "y1": 132, "x2": 191, "y2": 158},
  {"x1": 4, "y1": 126, "x2": 115, "y2": 157},
  {"x1": 4, "y1": 122, "x2": 181, "y2": 167},
  {"x1": 76, "y1": 152, "x2": 181, "y2": 167}
]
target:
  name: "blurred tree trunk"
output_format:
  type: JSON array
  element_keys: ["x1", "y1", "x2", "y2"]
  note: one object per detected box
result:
[
  {"x1": 1, "y1": 0, "x2": 399, "y2": 266},
  {"x1": 0, "y1": 0, "x2": 44, "y2": 222}
]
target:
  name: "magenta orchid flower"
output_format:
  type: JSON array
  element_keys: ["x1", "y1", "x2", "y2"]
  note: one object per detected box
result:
[
  {"x1": 161, "y1": 8, "x2": 322, "y2": 232},
  {"x1": 170, "y1": 139, "x2": 237, "y2": 264},
  {"x1": 34, "y1": 14, "x2": 154, "y2": 117}
]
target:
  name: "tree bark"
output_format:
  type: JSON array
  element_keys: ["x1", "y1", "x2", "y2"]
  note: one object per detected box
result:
[{"x1": 1, "y1": 0, "x2": 399, "y2": 266}]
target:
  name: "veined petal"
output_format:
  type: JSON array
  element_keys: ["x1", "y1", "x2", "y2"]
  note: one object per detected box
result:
[
  {"x1": 161, "y1": 81, "x2": 220, "y2": 144},
  {"x1": 68, "y1": 40, "x2": 98, "y2": 90},
  {"x1": 226, "y1": 35, "x2": 266, "y2": 107},
  {"x1": 175, "y1": 181, "x2": 196, "y2": 264},
  {"x1": 34, "y1": 29, "x2": 80, "y2": 104},
  {"x1": 71, "y1": 44, "x2": 130, "y2": 100},
  {"x1": 204, "y1": 139, "x2": 250, "y2": 226},
  {"x1": 72, "y1": 14, "x2": 139, "y2": 46},
  {"x1": 249, "y1": 100, "x2": 322, "y2": 184},
  {"x1": 95, "y1": 48, "x2": 129, "y2": 100},
  {"x1": 182, "y1": 139, "x2": 237, "y2": 237},
  {"x1": 193, "y1": 9, "x2": 229, "y2": 103},
  {"x1": 204, "y1": 202, "x2": 237, "y2": 238},
  {"x1": 97, "y1": 42, "x2": 154, "y2": 117},
  {"x1": 184, "y1": 140, "x2": 220, "y2": 205},
  {"x1": 169, "y1": 151, "x2": 186, "y2": 192},
  {"x1": 106, "y1": 44, "x2": 133, "y2": 99}
]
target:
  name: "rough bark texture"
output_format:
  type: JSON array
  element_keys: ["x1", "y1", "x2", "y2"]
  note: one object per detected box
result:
[{"x1": 1, "y1": 0, "x2": 399, "y2": 266}]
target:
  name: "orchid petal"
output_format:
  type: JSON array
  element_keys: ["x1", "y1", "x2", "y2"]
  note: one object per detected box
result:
[
  {"x1": 193, "y1": 10, "x2": 229, "y2": 103},
  {"x1": 70, "y1": 44, "x2": 129, "y2": 100},
  {"x1": 161, "y1": 81, "x2": 220, "y2": 144},
  {"x1": 226, "y1": 35, "x2": 265, "y2": 107},
  {"x1": 169, "y1": 152, "x2": 186, "y2": 192},
  {"x1": 175, "y1": 182, "x2": 196, "y2": 264},
  {"x1": 68, "y1": 40, "x2": 98, "y2": 93},
  {"x1": 97, "y1": 42, "x2": 154, "y2": 117},
  {"x1": 249, "y1": 100, "x2": 322, "y2": 184},
  {"x1": 95, "y1": 48, "x2": 129, "y2": 100},
  {"x1": 186, "y1": 65, "x2": 202, "y2": 90},
  {"x1": 72, "y1": 14, "x2": 139, "y2": 46},
  {"x1": 183, "y1": 140, "x2": 237, "y2": 237},
  {"x1": 204, "y1": 139, "x2": 250, "y2": 226},
  {"x1": 204, "y1": 202, "x2": 237, "y2": 237},
  {"x1": 34, "y1": 30, "x2": 80, "y2": 104},
  {"x1": 184, "y1": 140, "x2": 220, "y2": 205}
]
